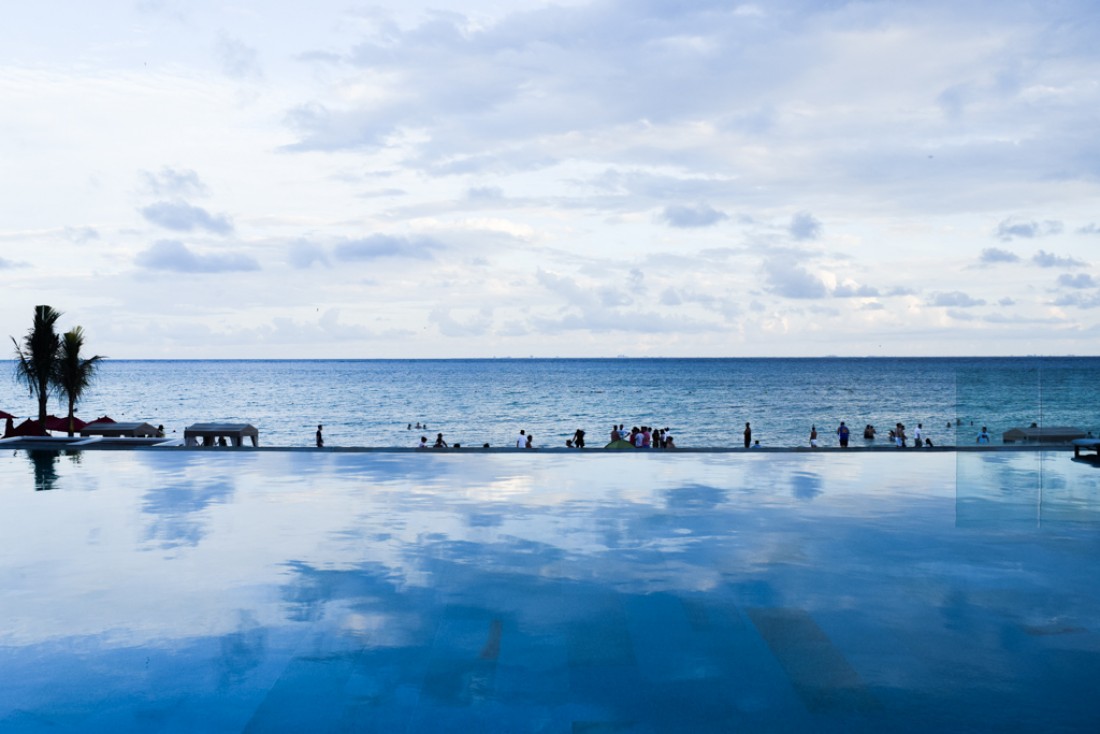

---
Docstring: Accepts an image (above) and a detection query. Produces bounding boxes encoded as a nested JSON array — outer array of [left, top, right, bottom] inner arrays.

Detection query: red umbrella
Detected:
[[92, 415, 116, 424], [44, 415, 87, 433], [10, 419, 49, 437], [0, 410, 15, 420]]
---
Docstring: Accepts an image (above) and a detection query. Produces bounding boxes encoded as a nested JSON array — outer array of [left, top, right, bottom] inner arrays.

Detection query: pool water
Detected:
[[1, 450, 1099, 732]]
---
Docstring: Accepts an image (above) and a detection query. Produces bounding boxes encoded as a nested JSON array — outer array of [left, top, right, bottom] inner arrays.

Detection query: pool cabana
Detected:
[[1002, 426, 1086, 444], [80, 421, 160, 438], [184, 423, 259, 447]]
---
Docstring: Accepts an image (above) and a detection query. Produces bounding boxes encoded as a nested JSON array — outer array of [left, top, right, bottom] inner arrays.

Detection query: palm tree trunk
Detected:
[[38, 390, 49, 434], [67, 397, 77, 437]]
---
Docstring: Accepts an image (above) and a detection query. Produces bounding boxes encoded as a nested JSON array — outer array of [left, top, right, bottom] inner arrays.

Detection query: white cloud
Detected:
[[333, 235, 443, 261], [3, 0, 1100, 357], [928, 291, 986, 308], [660, 204, 728, 228], [466, 186, 503, 200], [216, 34, 263, 81], [980, 247, 1019, 264], [832, 282, 879, 298], [789, 212, 822, 241], [288, 241, 330, 269], [429, 306, 493, 337], [995, 218, 1063, 241], [1033, 250, 1086, 268], [140, 202, 234, 235], [65, 226, 100, 243], [140, 168, 209, 199], [1051, 292, 1100, 309], [763, 259, 829, 299], [1057, 273, 1096, 289], [135, 240, 260, 273]]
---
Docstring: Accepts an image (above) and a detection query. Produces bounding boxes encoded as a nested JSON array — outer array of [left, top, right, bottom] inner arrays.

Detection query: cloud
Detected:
[[981, 313, 1064, 325], [789, 212, 822, 241], [660, 287, 682, 306], [288, 241, 329, 269], [860, 302, 885, 311], [833, 282, 880, 298], [998, 297, 1016, 306], [536, 268, 593, 305], [657, 286, 739, 319], [0, 256, 28, 269], [429, 306, 493, 337], [530, 308, 720, 335], [1051, 292, 1100, 309], [995, 218, 1063, 241], [467, 186, 503, 200], [1078, 224, 1100, 235], [216, 34, 262, 80], [65, 226, 100, 243], [928, 291, 986, 308], [1057, 273, 1096, 289], [762, 259, 828, 299], [135, 240, 260, 273], [333, 234, 443, 261], [140, 167, 209, 198], [660, 204, 728, 228], [979, 247, 1019, 264], [141, 201, 234, 234], [533, 268, 720, 333], [1032, 250, 1086, 268]]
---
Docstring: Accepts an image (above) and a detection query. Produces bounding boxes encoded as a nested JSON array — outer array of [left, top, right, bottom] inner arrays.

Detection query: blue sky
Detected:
[[2, 0, 1099, 357]]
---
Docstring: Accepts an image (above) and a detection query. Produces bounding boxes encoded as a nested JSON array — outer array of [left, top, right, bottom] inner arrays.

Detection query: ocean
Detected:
[[2, 357, 1099, 448]]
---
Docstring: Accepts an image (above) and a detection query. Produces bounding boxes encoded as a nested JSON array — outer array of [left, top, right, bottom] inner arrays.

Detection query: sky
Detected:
[[2, 0, 1099, 358]]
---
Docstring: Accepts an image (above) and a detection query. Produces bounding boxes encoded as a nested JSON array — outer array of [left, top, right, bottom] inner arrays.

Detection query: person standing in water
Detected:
[[316, 424, 324, 448], [837, 421, 850, 448], [744, 422, 752, 449]]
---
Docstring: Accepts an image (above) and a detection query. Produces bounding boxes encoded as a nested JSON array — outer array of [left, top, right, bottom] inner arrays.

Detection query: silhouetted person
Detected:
[[316, 424, 324, 448]]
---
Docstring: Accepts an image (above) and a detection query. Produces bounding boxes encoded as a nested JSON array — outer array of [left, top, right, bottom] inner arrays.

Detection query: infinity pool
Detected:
[[1, 450, 1099, 732]]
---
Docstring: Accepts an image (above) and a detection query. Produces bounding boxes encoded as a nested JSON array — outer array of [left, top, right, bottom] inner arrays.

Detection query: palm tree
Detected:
[[56, 326, 106, 436], [12, 305, 63, 432]]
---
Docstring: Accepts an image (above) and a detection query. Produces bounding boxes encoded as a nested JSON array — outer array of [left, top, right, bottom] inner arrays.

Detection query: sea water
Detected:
[[2, 357, 1098, 448]]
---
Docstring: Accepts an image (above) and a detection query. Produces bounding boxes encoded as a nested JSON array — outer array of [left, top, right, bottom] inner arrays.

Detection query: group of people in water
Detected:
[[411, 424, 678, 449], [809, 421, 937, 448], [607, 424, 677, 449], [398, 418, 1001, 450]]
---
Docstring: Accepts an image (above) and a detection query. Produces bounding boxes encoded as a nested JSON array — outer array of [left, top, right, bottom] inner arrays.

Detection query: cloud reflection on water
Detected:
[[2, 450, 1100, 730]]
